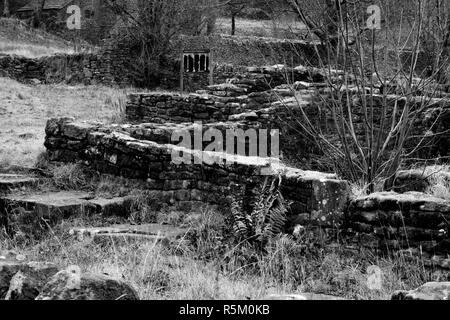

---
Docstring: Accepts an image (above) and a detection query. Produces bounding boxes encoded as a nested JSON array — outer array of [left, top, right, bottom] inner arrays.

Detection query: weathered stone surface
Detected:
[[348, 192, 450, 253], [69, 223, 186, 245], [36, 267, 139, 300], [1, 191, 95, 219], [88, 197, 135, 217], [392, 282, 450, 300], [351, 192, 450, 212], [5, 271, 40, 300], [264, 293, 345, 300], [0, 174, 39, 193], [5, 262, 59, 300], [392, 170, 431, 193], [0, 257, 24, 299], [44, 119, 351, 225], [0, 256, 58, 300]]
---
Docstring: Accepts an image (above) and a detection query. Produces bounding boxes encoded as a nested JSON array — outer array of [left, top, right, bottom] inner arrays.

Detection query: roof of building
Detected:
[[17, 0, 74, 12]]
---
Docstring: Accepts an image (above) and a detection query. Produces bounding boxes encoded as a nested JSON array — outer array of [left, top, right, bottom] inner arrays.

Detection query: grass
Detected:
[[1, 204, 446, 300], [0, 77, 132, 169], [215, 17, 307, 39], [0, 40, 76, 58], [1, 161, 444, 300], [0, 18, 85, 58], [422, 165, 450, 200]]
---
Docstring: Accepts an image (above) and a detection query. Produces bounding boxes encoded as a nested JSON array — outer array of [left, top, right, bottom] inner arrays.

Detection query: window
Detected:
[[183, 51, 210, 73]]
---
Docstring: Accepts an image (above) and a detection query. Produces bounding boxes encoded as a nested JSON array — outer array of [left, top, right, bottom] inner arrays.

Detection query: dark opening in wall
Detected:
[[183, 50, 211, 73]]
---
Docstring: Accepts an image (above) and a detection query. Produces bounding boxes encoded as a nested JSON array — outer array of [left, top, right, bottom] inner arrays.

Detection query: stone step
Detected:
[[0, 192, 137, 227], [0, 174, 40, 194], [1, 191, 96, 220], [88, 197, 135, 217], [69, 224, 186, 245]]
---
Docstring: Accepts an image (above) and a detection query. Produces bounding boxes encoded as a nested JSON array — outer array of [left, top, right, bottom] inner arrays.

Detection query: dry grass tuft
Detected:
[[423, 165, 450, 200], [0, 77, 139, 169], [1, 206, 445, 300]]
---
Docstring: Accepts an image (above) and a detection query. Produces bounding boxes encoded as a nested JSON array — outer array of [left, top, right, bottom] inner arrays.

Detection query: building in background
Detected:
[[1, 0, 30, 16], [15, 0, 117, 44]]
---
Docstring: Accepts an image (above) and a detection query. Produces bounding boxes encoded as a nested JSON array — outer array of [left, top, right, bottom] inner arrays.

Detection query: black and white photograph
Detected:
[[0, 0, 449, 306]]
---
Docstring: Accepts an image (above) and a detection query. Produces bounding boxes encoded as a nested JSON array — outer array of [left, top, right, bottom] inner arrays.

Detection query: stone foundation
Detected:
[[125, 68, 450, 170], [42, 118, 450, 255], [347, 192, 450, 254], [44, 117, 350, 228]]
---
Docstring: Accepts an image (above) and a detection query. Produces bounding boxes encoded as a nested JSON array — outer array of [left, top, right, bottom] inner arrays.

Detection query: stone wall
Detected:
[[44, 117, 350, 228], [0, 44, 133, 86], [125, 66, 450, 171], [0, 35, 325, 91], [43, 118, 450, 256], [0, 52, 259, 90], [175, 35, 326, 68], [347, 192, 450, 255]]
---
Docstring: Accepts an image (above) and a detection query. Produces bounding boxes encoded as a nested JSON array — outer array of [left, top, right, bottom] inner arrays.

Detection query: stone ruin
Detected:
[[1, 61, 450, 268], [37, 64, 450, 259]]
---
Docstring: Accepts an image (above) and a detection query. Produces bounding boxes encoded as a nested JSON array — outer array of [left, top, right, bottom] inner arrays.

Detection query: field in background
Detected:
[[0, 77, 130, 169], [0, 16, 308, 59], [0, 18, 87, 58], [215, 17, 307, 39]]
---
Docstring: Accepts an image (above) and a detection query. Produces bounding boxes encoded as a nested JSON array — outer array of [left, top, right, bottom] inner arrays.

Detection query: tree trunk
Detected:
[[231, 13, 236, 35], [206, 11, 217, 35], [286, 0, 340, 48], [34, 0, 46, 27], [3, 0, 9, 17]]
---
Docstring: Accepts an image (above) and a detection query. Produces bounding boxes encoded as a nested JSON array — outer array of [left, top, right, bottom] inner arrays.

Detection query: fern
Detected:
[[231, 176, 291, 244]]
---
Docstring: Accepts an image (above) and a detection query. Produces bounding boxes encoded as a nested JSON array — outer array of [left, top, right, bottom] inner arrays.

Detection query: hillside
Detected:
[[0, 17, 76, 57]]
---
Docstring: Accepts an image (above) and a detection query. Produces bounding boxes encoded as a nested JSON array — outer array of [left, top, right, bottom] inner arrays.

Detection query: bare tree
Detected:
[[227, 0, 246, 35], [105, 0, 203, 86], [420, 0, 450, 80], [3, 0, 9, 17], [213, 0, 271, 36], [32, 0, 46, 28], [276, 0, 449, 193], [285, 0, 343, 47]]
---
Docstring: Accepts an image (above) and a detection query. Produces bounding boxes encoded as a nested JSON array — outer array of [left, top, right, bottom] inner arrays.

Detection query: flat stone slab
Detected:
[[1, 193, 140, 221], [0, 174, 39, 192], [88, 197, 134, 217], [351, 192, 450, 213], [1, 191, 95, 218], [264, 293, 346, 300], [69, 224, 187, 244], [392, 282, 450, 300]]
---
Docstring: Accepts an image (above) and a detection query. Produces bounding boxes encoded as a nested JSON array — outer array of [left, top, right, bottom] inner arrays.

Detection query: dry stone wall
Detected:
[[43, 118, 450, 256], [0, 36, 325, 91], [0, 45, 132, 86], [176, 35, 326, 68], [44, 117, 350, 229], [347, 192, 450, 255], [126, 66, 450, 171]]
